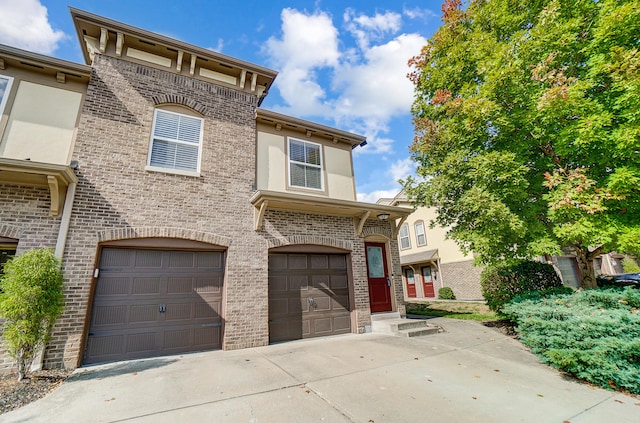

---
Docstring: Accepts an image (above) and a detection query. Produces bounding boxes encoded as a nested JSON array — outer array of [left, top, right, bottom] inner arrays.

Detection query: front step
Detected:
[[371, 315, 441, 338]]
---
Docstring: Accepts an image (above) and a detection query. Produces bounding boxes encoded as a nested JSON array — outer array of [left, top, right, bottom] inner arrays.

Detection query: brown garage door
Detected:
[[268, 253, 351, 343], [84, 248, 224, 364]]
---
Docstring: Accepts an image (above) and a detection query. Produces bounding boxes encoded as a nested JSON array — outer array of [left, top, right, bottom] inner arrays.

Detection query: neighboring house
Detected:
[[1, 9, 413, 371], [0, 44, 90, 370], [379, 193, 483, 301]]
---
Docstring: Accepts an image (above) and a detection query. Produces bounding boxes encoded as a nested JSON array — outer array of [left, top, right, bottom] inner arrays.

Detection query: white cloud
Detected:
[[403, 7, 438, 20], [389, 157, 416, 181], [0, 0, 66, 55], [357, 189, 400, 204], [208, 38, 224, 53], [264, 8, 426, 154], [344, 9, 401, 50]]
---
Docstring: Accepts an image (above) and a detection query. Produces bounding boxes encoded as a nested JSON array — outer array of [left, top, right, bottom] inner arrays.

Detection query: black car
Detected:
[[597, 273, 640, 288]]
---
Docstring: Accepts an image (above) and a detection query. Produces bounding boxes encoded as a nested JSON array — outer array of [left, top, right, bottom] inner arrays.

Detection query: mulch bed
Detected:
[[483, 319, 519, 338], [0, 369, 71, 414]]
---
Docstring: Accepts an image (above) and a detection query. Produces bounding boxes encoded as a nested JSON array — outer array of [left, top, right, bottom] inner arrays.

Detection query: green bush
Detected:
[[0, 248, 65, 381], [502, 288, 640, 394], [621, 256, 640, 273], [438, 287, 456, 300], [480, 260, 563, 313]]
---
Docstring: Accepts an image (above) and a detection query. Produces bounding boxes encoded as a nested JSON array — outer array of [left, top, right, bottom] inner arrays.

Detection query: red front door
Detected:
[[405, 268, 417, 298], [422, 266, 435, 298], [365, 242, 392, 312]]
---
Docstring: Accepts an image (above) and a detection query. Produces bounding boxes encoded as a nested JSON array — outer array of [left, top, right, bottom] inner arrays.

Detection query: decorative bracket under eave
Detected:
[[46, 175, 64, 217], [392, 215, 408, 239], [254, 200, 269, 231], [355, 211, 371, 237]]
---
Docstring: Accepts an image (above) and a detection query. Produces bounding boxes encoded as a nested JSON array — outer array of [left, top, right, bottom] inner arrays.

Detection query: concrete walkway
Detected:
[[2, 318, 638, 422]]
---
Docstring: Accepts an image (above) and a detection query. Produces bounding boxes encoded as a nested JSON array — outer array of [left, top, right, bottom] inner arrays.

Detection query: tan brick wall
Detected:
[[440, 259, 484, 300], [0, 185, 62, 371]]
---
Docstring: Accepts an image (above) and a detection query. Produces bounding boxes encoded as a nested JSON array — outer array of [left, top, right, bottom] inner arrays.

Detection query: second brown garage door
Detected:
[[84, 247, 224, 364], [268, 253, 351, 342]]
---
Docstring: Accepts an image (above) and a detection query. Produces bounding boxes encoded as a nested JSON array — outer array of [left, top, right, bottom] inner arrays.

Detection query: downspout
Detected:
[[437, 257, 444, 289], [31, 180, 77, 372]]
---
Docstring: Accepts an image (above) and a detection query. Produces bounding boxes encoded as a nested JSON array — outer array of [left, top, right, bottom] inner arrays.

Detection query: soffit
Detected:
[[257, 109, 367, 148]]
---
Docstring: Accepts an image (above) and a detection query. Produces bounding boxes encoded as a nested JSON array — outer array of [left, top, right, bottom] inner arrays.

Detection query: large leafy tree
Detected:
[[404, 0, 640, 288]]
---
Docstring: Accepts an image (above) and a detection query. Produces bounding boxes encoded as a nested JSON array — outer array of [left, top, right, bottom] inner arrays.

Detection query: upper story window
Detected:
[[288, 138, 323, 190], [414, 221, 427, 246], [0, 75, 14, 116], [147, 109, 203, 175], [399, 224, 411, 250]]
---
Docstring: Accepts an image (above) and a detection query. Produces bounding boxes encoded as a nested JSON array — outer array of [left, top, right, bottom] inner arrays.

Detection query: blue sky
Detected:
[[0, 0, 444, 203]]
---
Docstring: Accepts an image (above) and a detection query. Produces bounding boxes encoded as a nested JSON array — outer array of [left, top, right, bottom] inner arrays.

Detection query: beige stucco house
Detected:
[[379, 192, 483, 301], [1, 9, 413, 371]]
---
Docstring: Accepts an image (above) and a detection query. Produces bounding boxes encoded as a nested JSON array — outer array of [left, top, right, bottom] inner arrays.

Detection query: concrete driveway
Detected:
[[2, 318, 638, 423]]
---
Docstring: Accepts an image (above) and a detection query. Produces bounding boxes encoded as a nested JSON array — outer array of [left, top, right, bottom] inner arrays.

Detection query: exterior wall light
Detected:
[[377, 213, 390, 221]]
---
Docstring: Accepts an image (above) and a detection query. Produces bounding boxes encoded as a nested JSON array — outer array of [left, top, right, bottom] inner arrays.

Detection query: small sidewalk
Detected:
[[2, 318, 638, 422]]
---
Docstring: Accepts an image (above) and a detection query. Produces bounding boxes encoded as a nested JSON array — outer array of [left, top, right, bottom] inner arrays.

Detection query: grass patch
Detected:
[[406, 301, 497, 321]]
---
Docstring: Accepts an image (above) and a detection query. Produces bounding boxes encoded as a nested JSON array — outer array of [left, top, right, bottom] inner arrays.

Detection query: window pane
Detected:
[[289, 140, 306, 163], [406, 268, 415, 284], [290, 163, 307, 186], [177, 115, 202, 144], [150, 139, 198, 171], [366, 246, 384, 278], [305, 166, 321, 189], [399, 224, 411, 249], [306, 144, 321, 165], [422, 267, 432, 282], [154, 110, 179, 140]]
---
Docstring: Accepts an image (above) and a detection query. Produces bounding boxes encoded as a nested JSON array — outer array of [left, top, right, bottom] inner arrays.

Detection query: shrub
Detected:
[[621, 256, 640, 273], [0, 249, 65, 381], [502, 288, 640, 394], [480, 260, 563, 313], [438, 287, 456, 300]]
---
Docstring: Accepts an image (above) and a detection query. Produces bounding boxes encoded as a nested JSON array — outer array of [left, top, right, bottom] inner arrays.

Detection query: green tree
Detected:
[[404, 0, 640, 288], [0, 249, 65, 381]]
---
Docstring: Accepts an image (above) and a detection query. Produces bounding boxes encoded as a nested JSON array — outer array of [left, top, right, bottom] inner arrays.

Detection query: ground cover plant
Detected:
[[502, 287, 640, 394], [406, 301, 496, 321]]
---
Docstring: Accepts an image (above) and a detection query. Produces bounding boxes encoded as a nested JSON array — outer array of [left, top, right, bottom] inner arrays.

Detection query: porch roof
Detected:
[[400, 249, 439, 266]]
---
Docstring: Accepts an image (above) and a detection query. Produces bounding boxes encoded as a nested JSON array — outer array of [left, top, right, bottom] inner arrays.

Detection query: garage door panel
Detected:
[[132, 277, 161, 295], [333, 315, 351, 332], [289, 275, 308, 290], [134, 250, 163, 267], [127, 332, 156, 353], [329, 255, 347, 269], [288, 255, 308, 269], [313, 317, 332, 334], [85, 248, 224, 365], [129, 304, 158, 324], [331, 274, 348, 289], [95, 277, 130, 296], [332, 295, 350, 309], [310, 255, 328, 269]]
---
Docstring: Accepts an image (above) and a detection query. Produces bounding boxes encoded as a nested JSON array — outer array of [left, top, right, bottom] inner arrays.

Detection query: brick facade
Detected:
[[440, 259, 484, 300], [41, 54, 404, 369]]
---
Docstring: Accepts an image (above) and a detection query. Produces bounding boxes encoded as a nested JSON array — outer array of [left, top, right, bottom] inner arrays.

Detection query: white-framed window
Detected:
[[405, 268, 415, 284], [147, 109, 203, 175], [414, 221, 427, 246], [0, 75, 14, 117], [288, 138, 323, 190], [422, 266, 433, 282], [399, 224, 411, 250]]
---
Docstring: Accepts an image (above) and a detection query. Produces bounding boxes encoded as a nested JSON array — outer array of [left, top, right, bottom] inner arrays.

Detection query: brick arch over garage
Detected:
[[151, 94, 208, 115], [266, 235, 352, 251], [96, 227, 231, 247], [0, 224, 22, 240]]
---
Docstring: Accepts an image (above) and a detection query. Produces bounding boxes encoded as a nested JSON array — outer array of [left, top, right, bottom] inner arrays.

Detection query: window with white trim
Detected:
[[0, 75, 14, 117], [399, 224, 411, 250], [147, 109, 203, 174], [288, 138, 323, 190], [414, 221, 427, 246]]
